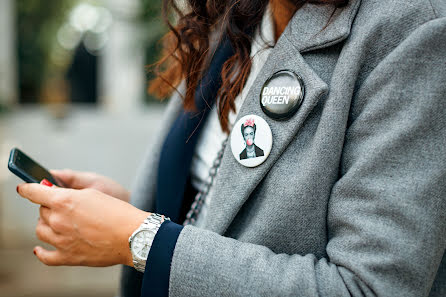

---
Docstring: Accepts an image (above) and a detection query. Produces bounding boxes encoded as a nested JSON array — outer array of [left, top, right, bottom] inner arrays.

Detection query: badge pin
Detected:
[[260, 70, 305, 120], [230, 115, 272, 168]]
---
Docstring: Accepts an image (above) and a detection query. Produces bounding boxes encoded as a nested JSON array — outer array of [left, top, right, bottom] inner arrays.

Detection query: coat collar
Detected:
[[289, 0, 362, 53], [203, 0, 362, 234]]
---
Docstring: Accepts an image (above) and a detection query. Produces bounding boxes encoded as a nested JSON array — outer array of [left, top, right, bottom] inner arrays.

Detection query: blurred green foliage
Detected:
[[15, 0, 168, 105], [16, 0, 76, 103], [139, 0, 169, 103], [0, 101, 11, 115]]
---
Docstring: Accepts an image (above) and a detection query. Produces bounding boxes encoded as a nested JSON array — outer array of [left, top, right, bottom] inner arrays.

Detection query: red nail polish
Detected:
[[16, 185, 19, 193], [41, 179, 53, 187], [33, 249, 36, 255]]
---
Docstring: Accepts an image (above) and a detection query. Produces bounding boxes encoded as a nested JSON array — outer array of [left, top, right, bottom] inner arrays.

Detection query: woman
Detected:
[[239, 118, 264, 160], [16, 0, 446, 296]]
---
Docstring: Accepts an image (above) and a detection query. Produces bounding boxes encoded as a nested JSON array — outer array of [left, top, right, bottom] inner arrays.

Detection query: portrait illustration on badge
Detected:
[[230, 114, 272, 168], [239, 118, 264, 160]]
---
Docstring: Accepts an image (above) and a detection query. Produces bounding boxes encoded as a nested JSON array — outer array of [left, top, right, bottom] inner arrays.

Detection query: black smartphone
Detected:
[[8, 148, 61, 186]]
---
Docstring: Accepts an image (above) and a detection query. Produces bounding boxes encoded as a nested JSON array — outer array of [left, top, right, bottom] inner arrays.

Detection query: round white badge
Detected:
[[230, 114, 272, 168]]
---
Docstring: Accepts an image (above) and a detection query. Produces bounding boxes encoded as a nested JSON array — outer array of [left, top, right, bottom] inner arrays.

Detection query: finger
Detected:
[[50, 169, 72, 187], [50, 169, 86, 189], [39, 206, 51, 225], [17, 183, 60, 207], [36, 218, 62, 245], [49, 171, 68, 188], [33, 246, 65, 266]]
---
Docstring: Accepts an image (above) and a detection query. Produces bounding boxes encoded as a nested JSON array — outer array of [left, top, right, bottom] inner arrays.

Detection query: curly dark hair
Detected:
[[148, 0, 348, 133]]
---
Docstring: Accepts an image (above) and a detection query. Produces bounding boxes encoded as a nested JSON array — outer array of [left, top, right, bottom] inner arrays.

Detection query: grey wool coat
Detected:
[[120, 0, 446, 296]]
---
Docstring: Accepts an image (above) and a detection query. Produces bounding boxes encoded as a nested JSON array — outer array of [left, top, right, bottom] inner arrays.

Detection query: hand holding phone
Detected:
[[8, 148, 62, 187]]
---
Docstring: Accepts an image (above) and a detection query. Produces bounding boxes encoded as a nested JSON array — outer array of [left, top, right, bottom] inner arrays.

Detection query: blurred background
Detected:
[[0, 0, 169, 296]]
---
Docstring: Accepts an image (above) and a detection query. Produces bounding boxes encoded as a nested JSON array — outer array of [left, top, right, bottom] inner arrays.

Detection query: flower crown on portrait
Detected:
[[243, 118, 255, 127]]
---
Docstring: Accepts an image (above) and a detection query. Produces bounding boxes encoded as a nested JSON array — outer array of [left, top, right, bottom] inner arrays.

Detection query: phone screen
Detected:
[[9, 148, 59, 186], [17, 152, 52, 180]]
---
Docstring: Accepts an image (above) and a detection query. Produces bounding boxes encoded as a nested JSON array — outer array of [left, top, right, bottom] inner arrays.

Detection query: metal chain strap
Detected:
[[183, 138, 228, 226]]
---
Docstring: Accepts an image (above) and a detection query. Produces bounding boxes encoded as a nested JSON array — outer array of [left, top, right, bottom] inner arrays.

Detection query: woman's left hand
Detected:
[[16, 180, 149, 267]]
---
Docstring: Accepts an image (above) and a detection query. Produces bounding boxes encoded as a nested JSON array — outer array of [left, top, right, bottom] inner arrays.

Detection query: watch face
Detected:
[[131, 230, 155, 260]]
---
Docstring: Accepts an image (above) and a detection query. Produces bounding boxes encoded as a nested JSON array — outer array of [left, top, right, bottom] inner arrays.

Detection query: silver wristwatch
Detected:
[[128, 213, 170, 272]]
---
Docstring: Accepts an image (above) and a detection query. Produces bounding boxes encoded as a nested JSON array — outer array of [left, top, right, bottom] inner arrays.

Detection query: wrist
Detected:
[[127, 213, 170, 272], [122, 209, 151, 267]]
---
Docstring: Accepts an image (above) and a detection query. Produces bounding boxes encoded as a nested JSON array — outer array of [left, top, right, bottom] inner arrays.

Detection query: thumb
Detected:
[[33, 246, 65, 266], [50, 169, 76, 188], [49, 169, 70, 179]]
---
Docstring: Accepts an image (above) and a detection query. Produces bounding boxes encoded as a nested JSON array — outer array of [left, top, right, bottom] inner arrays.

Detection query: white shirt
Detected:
[[189, 6, 275, 228]]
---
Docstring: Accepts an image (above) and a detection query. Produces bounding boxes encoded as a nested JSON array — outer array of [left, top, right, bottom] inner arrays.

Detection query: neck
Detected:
[[269, 0, 302, 41]]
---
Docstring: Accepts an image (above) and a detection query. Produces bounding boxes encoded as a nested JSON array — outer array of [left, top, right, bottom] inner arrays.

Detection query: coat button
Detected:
[[260, 70, 305, 120], [230, 115, 272, 168]]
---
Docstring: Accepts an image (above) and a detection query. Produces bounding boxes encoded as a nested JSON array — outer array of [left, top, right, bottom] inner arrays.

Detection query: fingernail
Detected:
[[16, 185, 19, 193], [41, 179, 53, 187], [33, 249, 36, 255]]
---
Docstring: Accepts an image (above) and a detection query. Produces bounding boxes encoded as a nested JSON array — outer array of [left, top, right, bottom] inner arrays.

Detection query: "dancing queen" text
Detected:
[[261, 86, 300, 105]]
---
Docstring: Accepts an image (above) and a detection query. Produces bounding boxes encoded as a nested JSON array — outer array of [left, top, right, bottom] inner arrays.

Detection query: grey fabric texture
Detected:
[[121, 0, 446, 296]]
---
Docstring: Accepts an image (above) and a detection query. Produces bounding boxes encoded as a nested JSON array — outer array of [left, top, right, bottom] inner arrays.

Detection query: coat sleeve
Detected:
[[158, 18, 446, 297]]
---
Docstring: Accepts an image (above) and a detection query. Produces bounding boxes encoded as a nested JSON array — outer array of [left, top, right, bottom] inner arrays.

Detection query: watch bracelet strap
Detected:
[[144, 213, 170, 225], [133, 257, 147, 273], [133, 213, 170, 272]]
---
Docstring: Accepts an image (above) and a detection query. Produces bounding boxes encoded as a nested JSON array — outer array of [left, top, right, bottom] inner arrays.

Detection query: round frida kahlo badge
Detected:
[[230, 115, 272, 168], [260, 69, 305, 120]]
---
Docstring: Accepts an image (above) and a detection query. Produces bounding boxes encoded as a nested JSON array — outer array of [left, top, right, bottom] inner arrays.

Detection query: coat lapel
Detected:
[[290, 0, 362, 53], [204, 0, 361, 234]]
